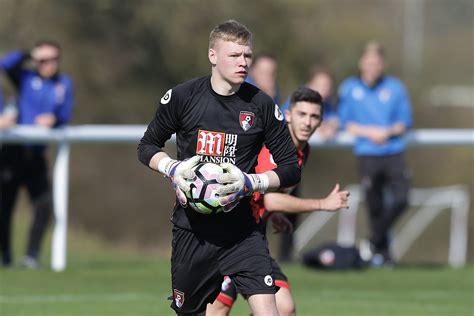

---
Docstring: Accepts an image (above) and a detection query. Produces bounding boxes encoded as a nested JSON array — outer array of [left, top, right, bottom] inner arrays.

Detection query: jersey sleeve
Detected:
[[54, 78, 74, 126], [137, 88, 182, 168], [0, 50, 29, 88], [393, 81, 413, 129], [262, 101, 300, 189]]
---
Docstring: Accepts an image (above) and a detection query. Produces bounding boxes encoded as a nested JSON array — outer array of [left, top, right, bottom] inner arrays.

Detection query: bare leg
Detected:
[[247, 293, 279, 316], [275, 288, 296, 316], [206, 300, 231, 316]]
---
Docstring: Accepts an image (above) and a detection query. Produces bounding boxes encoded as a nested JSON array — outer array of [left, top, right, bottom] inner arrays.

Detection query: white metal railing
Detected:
[[1, 126, 473, 271]]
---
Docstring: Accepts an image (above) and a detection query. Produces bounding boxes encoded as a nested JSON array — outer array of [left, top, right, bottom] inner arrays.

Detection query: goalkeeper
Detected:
[[206, 86, 350, 316], [138, 20, 300, 316]]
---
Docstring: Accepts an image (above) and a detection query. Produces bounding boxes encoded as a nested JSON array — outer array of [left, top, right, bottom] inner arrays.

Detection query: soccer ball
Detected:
[[185, 162, 235, 215]]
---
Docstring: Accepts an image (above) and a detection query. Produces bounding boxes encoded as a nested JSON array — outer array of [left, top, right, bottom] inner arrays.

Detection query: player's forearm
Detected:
[[346, 122, 371, 138], [0, 115, 16, 129], [389, 122, 406, 136], [149, 152, 170, 172], [0, 50, 28, 71], [34, 113, 56, 128], [264, 192, 322, 213], [262, 170, 280, 191]]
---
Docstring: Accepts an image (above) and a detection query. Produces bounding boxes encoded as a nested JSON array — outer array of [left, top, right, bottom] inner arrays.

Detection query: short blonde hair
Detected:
[[362, 40, 385, 58], [209, 20, 252, 49]]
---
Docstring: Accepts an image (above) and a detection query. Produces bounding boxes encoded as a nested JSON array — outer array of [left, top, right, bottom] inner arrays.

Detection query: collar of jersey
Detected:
[[207, 76, 241, 100]]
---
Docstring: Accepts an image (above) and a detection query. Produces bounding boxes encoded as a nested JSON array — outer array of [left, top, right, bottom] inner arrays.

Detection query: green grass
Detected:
[[1, 212, 473, 316]]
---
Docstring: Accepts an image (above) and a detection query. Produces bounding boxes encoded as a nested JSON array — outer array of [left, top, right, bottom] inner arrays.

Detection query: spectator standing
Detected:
[[246, 53, 280, 104], [0, 40, 74, 269], [281, 66, 339, 139], [304, 66, 339, 139], [337, 41, 413, 267]]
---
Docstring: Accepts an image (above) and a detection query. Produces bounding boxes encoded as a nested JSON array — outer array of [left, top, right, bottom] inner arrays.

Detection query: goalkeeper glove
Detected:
[[216, 163, 269, 206], [157, 155, 201, 206]]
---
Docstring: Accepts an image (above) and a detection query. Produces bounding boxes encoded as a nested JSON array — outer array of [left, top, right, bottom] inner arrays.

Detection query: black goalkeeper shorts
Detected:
[[215, 257, 290, 307], [170, 226, 276, 314]]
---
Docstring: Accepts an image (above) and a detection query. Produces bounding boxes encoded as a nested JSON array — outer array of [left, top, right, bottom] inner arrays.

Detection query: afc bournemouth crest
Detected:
[[173, 289, 185, 308], [239, 111, 255, 131]]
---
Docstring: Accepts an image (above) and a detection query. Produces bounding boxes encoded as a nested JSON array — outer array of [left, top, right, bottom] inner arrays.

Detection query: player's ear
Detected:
[[285, 109, 291, 123], [208, 48, 217, 66]]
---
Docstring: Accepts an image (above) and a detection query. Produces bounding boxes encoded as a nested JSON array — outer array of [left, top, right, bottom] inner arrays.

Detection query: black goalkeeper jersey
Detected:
[[138, 76, 300, 242]]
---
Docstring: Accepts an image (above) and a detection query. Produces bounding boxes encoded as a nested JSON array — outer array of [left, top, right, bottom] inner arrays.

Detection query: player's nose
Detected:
[[237, 55, 248, 66]]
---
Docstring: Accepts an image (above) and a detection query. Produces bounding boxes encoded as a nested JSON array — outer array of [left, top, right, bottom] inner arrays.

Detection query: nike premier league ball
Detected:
[[185, 162, 235, 215]]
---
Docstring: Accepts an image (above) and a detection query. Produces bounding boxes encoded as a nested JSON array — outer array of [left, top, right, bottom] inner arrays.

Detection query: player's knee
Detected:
[[278, 301, 296, 316], [206, 302, 231, 316], [276, 291, 296, 316]]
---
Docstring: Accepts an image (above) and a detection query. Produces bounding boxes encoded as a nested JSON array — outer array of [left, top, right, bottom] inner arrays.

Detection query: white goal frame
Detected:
[[294, 184, 470, 268]]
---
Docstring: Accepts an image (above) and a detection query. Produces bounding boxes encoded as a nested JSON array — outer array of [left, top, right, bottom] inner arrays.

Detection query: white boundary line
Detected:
[[0, 292, 157, 304]]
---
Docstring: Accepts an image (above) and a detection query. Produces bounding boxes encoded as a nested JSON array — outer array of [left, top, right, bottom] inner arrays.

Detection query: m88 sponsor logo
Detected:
[[196, 130, 238, 164]]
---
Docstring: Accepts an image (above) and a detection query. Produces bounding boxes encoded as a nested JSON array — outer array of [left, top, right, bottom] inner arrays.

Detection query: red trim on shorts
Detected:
[[275, 280, 290, 289], [216, 293, 234, 307]]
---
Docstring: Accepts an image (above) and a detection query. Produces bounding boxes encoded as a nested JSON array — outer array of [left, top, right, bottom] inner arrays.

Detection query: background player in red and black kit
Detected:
[[207, 87, 350, 316], [138, 20, 301, 315]]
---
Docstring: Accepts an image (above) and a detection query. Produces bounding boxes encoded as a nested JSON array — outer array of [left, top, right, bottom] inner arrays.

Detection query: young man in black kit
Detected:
[[138, 20, 301, 315]]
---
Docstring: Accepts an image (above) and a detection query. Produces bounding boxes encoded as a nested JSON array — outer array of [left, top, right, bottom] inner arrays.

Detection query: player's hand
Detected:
[[159, 155, 201, 206], [366, 127, 391, 144], [269, 213, 294, 234], [216, 163, 269, 206], [319, 184, 350, 211], [35, 113, 56, 128]]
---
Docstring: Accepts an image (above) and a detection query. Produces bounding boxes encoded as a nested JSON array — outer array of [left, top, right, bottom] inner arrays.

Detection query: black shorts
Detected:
[[215, 258, 290, 307], [170, 226, 276, 314]]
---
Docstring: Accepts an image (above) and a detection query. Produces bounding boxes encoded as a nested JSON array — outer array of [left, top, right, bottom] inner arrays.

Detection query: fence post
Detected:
[[51, 141, 70, 272]]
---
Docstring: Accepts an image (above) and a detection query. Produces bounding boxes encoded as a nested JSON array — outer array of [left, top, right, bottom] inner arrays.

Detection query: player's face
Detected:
[[359, 52, 385, 86], [209, 39, 253, 87], [286, 101, 322, 146], [32, 45, 60, 79], [250, 57, 277, 98], [307, 73, 332, 101]]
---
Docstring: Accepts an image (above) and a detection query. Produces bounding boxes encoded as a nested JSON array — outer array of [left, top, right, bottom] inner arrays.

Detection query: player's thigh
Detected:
[[171, 226, 222, 314], [272, 258, 289, 289], [276, 287, 296, 316], [208, 276, 238, 310], [247, 293, 279, 316], [272, 259, 295, 316], [24, 154, 52, 203], [219, 230, 276, 297], [385, 154, 410, 201]]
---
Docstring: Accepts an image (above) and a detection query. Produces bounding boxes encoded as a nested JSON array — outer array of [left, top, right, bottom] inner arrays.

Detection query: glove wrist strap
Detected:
[[247, 173, 269, 193], [157, 157, 179, 177]]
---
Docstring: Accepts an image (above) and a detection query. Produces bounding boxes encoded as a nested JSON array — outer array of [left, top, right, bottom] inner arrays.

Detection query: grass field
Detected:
[[1, 211, 473, 316]]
